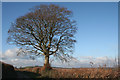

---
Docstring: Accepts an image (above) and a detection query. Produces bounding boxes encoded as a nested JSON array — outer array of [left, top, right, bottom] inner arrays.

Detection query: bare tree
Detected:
[[7, 4, 77, 70]]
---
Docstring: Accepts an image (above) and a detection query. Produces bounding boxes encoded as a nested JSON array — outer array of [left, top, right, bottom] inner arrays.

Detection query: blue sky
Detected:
[[1, 0, 120, 2], [1, 2, 118, 67]]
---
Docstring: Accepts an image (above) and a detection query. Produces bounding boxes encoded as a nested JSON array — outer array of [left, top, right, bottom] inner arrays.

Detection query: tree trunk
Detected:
[[42, 54, 52, 71], [45, 55, 49, 65]]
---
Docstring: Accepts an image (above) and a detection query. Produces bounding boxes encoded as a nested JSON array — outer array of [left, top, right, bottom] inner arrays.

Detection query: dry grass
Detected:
[[16, 66, 119, 79]]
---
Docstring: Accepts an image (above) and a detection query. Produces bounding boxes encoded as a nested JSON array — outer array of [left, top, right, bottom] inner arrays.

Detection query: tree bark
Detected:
[[42, 54, 51, 71], [45, 55, 49, 65]]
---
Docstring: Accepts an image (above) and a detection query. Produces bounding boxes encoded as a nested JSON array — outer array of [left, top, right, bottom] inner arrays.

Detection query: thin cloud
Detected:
[[4, 48, 18, 58], [0, 48, 118, 68]]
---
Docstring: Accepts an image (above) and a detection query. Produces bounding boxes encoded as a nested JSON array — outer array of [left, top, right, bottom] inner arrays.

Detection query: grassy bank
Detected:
[[15, 66, 119, 79]]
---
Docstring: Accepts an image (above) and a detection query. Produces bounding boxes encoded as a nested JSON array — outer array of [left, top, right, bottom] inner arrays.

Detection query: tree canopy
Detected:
[[7, 4, 77, 64]]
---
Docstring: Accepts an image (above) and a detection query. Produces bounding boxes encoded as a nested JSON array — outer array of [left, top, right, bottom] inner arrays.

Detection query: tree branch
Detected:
[[49, 35, 64, 55]]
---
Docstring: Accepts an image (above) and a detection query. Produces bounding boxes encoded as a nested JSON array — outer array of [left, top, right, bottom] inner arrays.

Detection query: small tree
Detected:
[[7, 4, 77, 70]]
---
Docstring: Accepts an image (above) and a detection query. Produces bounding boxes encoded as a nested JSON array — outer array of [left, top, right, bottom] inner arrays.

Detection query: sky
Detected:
[[1, 0, 120, 2], [1, 2, 118, 68]]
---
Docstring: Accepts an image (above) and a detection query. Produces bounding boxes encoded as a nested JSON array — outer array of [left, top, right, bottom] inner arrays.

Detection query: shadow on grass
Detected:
[[15, 70, 41, 79]]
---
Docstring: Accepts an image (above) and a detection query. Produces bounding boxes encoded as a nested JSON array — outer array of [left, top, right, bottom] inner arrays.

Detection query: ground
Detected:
[[15, 66, 120, 79], [1, 61, 120, 79]]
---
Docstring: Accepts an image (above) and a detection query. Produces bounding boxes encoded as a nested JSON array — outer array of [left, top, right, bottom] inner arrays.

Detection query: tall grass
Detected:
[[16, 66, 119, 78], [16, 58, 119, 78]]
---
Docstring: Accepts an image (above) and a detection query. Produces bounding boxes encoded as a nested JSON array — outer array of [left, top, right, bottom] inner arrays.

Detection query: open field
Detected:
[[1, 61, 120, 79], [15, 66, 120, 79]]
